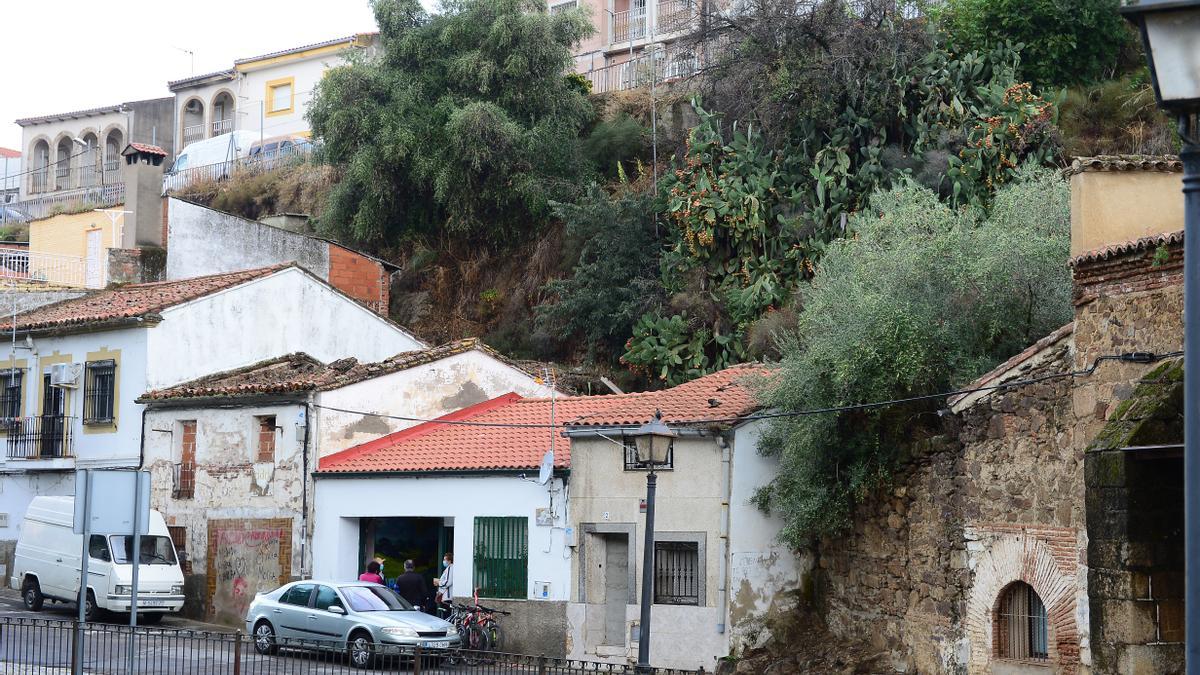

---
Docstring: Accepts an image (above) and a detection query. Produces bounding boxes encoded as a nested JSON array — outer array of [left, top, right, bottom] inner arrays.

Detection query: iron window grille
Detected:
[[623, 438, 674, 471], [473, 516, 528, 599], [0, 368, 23, 421], [83, 359, 116, 425], [654, 540, 700, 605], [995, 581, 1049, 661]]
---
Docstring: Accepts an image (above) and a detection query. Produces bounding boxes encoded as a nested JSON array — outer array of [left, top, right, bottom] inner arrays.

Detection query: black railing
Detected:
[[0, 617, 706, 674], [4, 415, 74, 459]]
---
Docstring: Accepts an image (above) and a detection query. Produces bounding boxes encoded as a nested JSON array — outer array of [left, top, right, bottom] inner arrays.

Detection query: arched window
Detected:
[[996, 582, 1048, 661]]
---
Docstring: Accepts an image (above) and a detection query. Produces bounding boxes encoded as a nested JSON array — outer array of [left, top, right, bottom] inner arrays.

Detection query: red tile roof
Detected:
[[139, 338, 533, 401], [125, 143, 168, 156], [316, 366, 770, 475], [0, 147, 20, 159], [1069, 229, 1183, 268], [1, 265, 288, 333]]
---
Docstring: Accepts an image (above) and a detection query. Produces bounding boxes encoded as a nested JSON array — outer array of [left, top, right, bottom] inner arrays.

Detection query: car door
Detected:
[[273, 584, 315, 641], [307, 585, 350, 647]]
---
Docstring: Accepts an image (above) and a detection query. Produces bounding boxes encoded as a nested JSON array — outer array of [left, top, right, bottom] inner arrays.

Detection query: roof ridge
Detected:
[[318, 393, 524, 471]]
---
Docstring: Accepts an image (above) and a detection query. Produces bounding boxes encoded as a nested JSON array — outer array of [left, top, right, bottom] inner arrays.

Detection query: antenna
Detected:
[[537, 449, 554, 486], [543, 366, 557, 487]]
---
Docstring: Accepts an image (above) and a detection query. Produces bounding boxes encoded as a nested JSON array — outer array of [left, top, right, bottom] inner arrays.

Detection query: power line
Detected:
[[310, 349, 1183, 431]]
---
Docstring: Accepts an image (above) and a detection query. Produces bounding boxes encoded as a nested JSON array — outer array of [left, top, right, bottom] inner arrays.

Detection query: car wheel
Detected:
[[347, 631, 375, 669], [21, 578, 43, 611], [253, 621, 279, 655], [83, 590, 99, 622]]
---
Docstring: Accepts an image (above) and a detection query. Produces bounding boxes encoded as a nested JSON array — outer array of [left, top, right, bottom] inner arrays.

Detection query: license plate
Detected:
[[137, 603, 170, 608], [422, 640, 450, 649]]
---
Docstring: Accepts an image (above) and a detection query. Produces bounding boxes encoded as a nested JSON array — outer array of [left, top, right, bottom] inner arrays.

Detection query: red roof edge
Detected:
[[317, 393, 525, 472]]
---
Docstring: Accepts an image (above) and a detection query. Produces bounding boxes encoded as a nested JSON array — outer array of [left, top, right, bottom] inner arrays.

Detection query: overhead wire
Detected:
[[309, 349, 1183, 431]]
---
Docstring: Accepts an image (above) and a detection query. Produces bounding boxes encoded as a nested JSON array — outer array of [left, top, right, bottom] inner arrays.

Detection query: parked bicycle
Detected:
[[443, 600, 510, 664]]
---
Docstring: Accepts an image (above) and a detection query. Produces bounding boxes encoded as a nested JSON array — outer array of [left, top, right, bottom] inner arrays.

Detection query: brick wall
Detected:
[[327, 244, 389, 315]]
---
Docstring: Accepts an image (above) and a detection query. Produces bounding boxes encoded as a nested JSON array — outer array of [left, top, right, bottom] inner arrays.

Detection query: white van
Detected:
[[8, 496, 186, 622], [162, 130, 258, 193]]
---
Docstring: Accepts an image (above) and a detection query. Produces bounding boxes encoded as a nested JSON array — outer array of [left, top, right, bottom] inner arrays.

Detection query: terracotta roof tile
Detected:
[[1064, 154, 1181, 177], [125, 143, 168, 156], [139, 338, 529, 401], [317, 366, 770, 475], [1069, 230, 1183, 268], [1, 265, 288, 333]]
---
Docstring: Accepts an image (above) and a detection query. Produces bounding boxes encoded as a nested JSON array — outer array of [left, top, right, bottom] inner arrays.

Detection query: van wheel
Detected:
[[83, 590, 98, 622], [139, 612, 164, 625], [21, 578, 43, 611]]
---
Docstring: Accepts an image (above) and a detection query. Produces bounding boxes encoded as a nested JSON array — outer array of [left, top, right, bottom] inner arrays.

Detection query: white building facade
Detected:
[[0, 264, 423, 585], [168, 34, 377, 154]]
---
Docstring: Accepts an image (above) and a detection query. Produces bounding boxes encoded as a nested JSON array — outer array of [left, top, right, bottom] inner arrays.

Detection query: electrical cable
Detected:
[[309, 349, 1183, 431]]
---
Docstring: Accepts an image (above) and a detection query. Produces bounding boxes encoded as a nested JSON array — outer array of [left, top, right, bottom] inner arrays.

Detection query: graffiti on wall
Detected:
[[206, 518, 292, 625]]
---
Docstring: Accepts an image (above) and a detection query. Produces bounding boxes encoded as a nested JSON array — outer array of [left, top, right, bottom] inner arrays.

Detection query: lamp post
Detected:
[[628, 410, 677, 675], [1121, 1, 1200, 671]]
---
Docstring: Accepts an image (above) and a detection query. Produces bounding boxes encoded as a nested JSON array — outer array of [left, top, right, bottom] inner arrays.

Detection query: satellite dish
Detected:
[[537, 450, 554, 486]]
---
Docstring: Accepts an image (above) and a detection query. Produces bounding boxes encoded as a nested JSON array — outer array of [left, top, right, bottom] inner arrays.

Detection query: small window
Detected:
[[623, 438, 673, 471], [167, 525, 191, 575], [654, 541, 699, 605], [280, 584, 315, 607], [268, 81, 294, 114], [314, 585, 343, 611], [83, 359, 116, 425], [996, 582, 1049, 661], [0, 368, 23, 420], [473, 516, 528, 599], [89, 534, 111, 562], [256, 416, 276, 463]]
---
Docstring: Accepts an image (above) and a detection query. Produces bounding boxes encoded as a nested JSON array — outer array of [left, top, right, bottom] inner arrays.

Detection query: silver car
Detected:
[[244, 580, 461, 668]]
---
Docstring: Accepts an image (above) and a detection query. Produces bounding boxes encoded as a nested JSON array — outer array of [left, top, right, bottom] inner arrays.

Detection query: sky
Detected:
[[0, 0, 434, 153]]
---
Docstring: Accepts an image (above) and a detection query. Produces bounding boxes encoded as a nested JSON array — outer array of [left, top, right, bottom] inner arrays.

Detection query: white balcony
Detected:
[[211, 118, 233, 136], [182, 124, 205, 149]]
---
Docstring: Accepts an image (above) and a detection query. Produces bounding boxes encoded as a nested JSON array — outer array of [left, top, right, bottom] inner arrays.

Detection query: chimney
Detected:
[[119, 143, 168, 248], [1069, 155, 1183, 256]]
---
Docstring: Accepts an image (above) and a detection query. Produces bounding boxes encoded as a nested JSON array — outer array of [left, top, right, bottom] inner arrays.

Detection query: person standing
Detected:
[[359, 560, 385, 584], [433, 552, 453, 608], [395, 559, 431, 611]]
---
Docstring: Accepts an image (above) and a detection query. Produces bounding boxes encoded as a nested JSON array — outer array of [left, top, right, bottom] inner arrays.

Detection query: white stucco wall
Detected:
[[143, 402, 308, 579], [314, 349, 555, 457], [312, 474, 572, 601], [147, 267, 423, 388], [727, 420, 809, 654], [166, 199, 330, 281]]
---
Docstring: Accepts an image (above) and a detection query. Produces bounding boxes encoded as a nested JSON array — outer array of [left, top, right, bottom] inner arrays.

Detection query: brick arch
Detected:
[[964, 532, 1079, 673]]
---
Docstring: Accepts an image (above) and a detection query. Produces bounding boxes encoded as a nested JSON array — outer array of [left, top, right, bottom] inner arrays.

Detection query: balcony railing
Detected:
[[585, 45, 701, 94], [211, 118, 233, 136], [172, 462, 196, 499], [612, 8, 648, 43], [0, 182, 126, 227], [610, 1, 696, 44], [656, 0, 696, 34], [182, 124, 205, 148], [0, 248, 100, 288], [4, 415, 75, 460], [29, 172, 49, 195]]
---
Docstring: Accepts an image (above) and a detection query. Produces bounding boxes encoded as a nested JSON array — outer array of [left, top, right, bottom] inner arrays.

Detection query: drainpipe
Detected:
[[299, 394, 314, 578], [716, 433, 731, 635], [137, 405, 148, 470]]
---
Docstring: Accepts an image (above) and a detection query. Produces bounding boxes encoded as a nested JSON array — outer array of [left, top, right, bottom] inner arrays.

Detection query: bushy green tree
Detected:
[[308, 0, 595, 244], [756, 169, 1072, 546], [536, 185, 662, 360], [935, 0, 1128, 88]]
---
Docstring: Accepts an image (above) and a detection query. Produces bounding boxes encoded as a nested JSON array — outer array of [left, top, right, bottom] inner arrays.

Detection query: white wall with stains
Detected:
[[313, 349, 555, 457], [147, 267, 424, 388]]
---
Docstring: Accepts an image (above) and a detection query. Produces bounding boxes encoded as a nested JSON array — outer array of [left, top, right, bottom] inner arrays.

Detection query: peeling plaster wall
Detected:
[[148, 267, 423, 388], [144, 402, 306, 621], [314, 350, 555, 457], [728, 420, 811, 655]]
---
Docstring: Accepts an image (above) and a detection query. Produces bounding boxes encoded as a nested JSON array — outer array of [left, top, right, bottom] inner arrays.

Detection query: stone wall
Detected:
[[816, 334, 1082, 674]]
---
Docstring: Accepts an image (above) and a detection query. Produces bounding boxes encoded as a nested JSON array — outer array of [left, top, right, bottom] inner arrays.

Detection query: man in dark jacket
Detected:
[[395, 559, 431, 611]]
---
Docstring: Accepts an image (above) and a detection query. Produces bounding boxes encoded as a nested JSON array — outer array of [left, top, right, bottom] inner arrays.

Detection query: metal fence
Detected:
[[0, 617, 707, 675]]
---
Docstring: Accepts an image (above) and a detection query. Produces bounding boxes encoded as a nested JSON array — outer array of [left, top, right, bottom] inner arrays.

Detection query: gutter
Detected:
[[312, 468, 572, 480], [562, 426, 718, 438]]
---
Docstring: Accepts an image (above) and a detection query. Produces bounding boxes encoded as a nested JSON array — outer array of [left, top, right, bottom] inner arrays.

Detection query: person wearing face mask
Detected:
[[433, 552, 453, 611]]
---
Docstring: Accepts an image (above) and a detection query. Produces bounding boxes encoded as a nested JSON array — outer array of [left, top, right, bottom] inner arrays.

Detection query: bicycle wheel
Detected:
[[464, 624, 488, 665], [487, 622, 503, 653]]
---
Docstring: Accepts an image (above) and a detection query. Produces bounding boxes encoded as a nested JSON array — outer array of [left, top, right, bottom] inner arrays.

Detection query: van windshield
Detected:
[[109, 536, 177, 565]]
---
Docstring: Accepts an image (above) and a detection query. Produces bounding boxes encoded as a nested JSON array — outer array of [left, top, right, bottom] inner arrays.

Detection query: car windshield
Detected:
[[340, 585, 413, 612], [109, 535, 178, 565]]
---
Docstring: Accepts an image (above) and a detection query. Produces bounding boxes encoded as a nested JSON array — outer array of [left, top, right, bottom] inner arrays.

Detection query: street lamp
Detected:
[[1121, 1, 1200, 671], [628, 410, 676, 675]]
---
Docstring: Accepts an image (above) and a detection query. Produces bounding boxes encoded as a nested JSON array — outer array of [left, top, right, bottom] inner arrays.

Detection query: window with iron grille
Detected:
[[654, 541, 700, 605], [622, 438, 674, 471], [83, 360, 115, 425], [995, 581, 1049, 660], [0, 369, 23, 420], [473, 517, 528, 599]]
